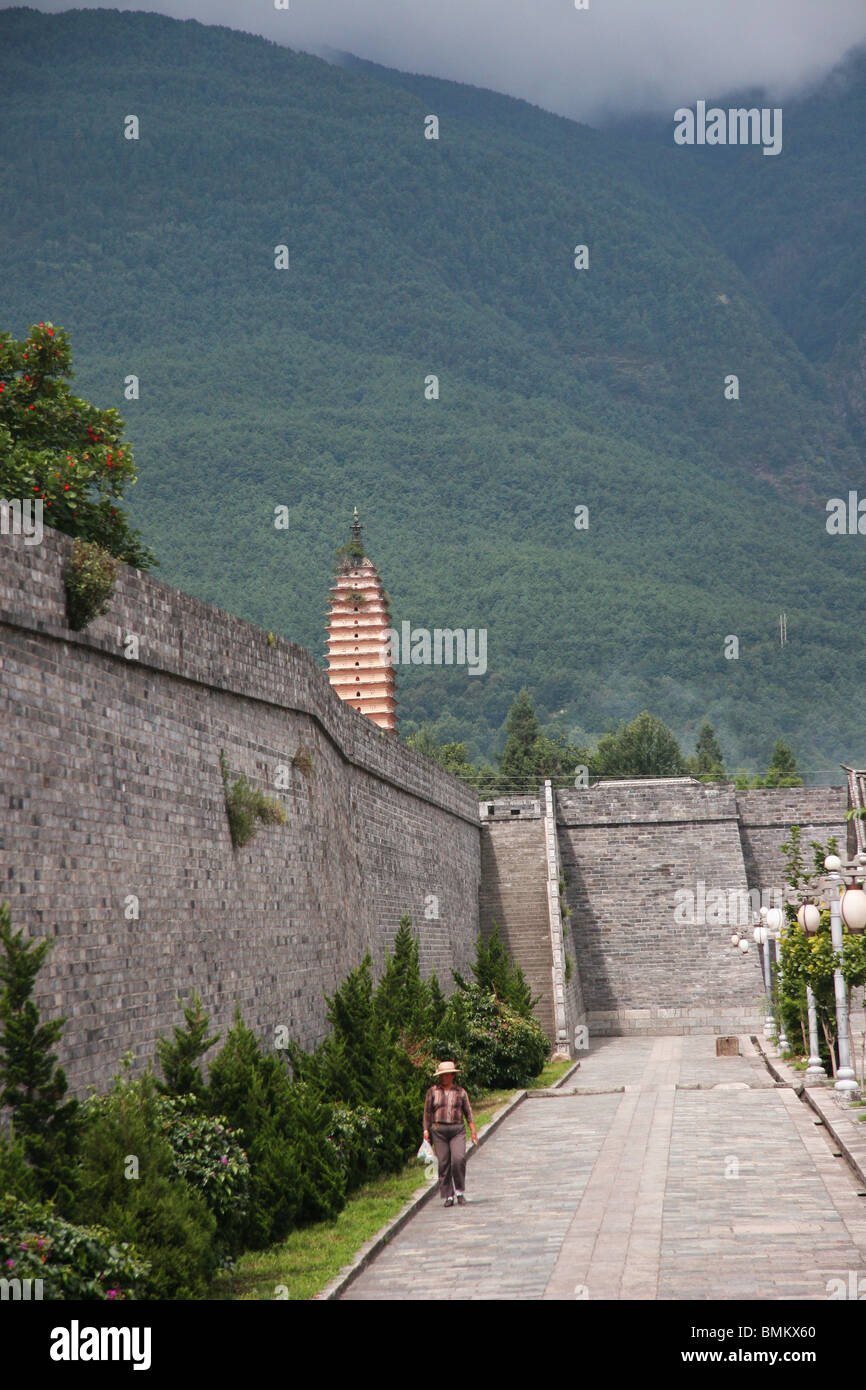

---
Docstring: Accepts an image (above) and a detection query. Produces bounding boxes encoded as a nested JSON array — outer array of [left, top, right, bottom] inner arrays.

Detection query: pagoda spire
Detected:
[[326, 510, 397, 732]]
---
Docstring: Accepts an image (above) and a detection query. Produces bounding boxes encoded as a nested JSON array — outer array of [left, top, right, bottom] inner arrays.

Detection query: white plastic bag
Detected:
[[417, 1139, 435, 1163]]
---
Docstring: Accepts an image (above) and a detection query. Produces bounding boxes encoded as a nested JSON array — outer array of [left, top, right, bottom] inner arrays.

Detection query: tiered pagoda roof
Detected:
[[326, 508, 397, 731]]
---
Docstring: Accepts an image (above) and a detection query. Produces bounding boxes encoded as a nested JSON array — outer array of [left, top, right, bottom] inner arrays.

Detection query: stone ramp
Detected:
[[341, 1036, 866, 1301]]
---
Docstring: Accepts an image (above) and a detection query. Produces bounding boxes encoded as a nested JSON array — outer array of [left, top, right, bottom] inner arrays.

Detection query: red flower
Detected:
[[64, 484, 70, 491]]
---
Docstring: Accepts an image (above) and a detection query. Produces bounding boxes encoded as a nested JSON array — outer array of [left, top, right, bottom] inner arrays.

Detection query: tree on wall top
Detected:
[[0, 321, 155, 568], [496, 689, 589, 788], [687, 720, 726, 782], [593, 710, 687, 779], [761, 739, 803, 788]]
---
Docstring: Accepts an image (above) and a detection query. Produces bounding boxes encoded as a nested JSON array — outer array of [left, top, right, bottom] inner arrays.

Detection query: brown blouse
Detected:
[[424, 1083, 474, 1132]]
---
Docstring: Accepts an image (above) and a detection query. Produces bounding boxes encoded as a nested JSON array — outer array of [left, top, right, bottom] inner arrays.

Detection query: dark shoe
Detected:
[[443, 1197, 454, 1207], [456, 1195, 466, 1206]]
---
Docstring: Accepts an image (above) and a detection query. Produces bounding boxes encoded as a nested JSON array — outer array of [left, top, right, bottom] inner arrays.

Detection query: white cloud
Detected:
[[20, 0, 866, 122]]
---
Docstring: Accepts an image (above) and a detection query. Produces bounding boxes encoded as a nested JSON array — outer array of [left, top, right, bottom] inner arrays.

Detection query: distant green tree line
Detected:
[[407, 690, 803, 792]]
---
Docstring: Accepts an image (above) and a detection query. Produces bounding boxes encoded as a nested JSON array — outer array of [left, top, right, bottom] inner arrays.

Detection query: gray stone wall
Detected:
[[735, 788, 848, 897], [0, 530, 480, 1096], [557, 780, 765, 1035], [479, 800, 555, 1038]]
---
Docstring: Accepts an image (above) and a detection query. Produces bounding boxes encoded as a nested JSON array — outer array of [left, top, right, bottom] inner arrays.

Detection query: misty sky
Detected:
[[11, 0, 866, 121]]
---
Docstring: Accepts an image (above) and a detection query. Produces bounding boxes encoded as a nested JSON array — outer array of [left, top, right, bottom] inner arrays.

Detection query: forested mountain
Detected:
[[2, 8, 865, 778]]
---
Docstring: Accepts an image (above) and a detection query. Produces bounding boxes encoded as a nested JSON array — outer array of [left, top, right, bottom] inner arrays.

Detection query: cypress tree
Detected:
[[498, 688, 540, 784], [693, 720, 726, 780], [763, 738, 803, 787], [0, 903, 79, 1208], [156, 991, 220, 1100], [373, 916, 430, 1039]]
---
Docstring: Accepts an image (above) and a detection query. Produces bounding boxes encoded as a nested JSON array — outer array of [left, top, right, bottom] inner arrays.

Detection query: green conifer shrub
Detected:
[[461, 921, 538, 1018], [74, 1067, 218, 1299], [156, 991, 220, 1101], [0, 903, 79, 1210], [206, 1012, 345, 1247]]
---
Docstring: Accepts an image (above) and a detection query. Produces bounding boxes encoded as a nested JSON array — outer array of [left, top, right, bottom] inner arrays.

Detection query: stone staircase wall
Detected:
[[479, 798, 558, 1041]]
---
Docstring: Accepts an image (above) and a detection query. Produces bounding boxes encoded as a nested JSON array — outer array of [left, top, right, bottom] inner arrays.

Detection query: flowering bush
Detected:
[[431, 984, 548, 1090], [0, 322, 155, 568], [155, 1094, 249, 1226], [0, 1194, 149, 1300]]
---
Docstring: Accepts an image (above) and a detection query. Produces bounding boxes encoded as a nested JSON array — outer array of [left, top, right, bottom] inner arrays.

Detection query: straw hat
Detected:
[[434, 1060, 459, 1077]]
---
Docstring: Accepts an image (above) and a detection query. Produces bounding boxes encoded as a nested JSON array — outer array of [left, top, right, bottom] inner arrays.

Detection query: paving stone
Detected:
[[342, 1035, 866, 1301]]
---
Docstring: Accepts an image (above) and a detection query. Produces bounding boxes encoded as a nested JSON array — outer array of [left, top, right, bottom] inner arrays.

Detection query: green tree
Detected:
[[294, 955, 428, 1170], [0, 322, 155, 567], [75, 1066, 218, 1297], [373, 916, 431, 1041], [207, 1010, 345, 1247], [429, 972, 447, 1030], [593, 711, 687, 779], [762, 738, 803, 788], [156, 992, 220, 1100], [496, 691, 590, 789], [0, 903, 79, 1209], [460, 922, 538, 1019], [499, 688, 539, 770], [688, 720, 726, 781]]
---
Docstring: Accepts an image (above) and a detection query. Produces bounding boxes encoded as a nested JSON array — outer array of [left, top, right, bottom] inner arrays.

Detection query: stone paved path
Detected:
[[341, 1036, 866, 1300]]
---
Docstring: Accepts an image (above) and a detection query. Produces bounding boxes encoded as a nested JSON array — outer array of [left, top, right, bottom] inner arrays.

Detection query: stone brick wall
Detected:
[[479, 800, 556, 1038], [735, 789, 849, 897], [557, 780, 766, 1035], [0, 530, 481, 1096]]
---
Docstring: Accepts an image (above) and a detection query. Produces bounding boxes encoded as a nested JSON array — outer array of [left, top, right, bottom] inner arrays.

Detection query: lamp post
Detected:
[[796, 902, 827, 1084], [822, 854, 866, 1097], [765, 906, 789, 1051], [753, 915, 774, 1037]]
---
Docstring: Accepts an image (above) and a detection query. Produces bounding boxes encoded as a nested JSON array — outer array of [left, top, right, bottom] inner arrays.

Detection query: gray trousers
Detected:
[[432, 1123, 466, 1198]]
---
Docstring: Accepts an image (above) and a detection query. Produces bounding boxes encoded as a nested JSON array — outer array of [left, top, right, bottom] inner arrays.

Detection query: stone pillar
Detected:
[[542, 780, 571, 1056]]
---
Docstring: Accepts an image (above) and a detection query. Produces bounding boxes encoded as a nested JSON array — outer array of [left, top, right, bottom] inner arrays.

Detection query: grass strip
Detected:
[[216, 1055, 577, 1299]]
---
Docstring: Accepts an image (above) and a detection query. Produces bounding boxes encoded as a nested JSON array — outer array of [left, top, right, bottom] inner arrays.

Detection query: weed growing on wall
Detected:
[[63, 538, 118, 631], [219, 751, 287, 849]]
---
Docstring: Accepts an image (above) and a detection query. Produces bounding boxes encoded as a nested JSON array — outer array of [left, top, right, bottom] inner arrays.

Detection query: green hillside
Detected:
[[598, 52, 866, 456], [1, 8, 865, 777]]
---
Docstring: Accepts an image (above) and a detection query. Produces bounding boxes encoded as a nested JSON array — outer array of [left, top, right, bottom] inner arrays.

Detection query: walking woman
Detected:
[[423, 1060, 478, 1207]]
